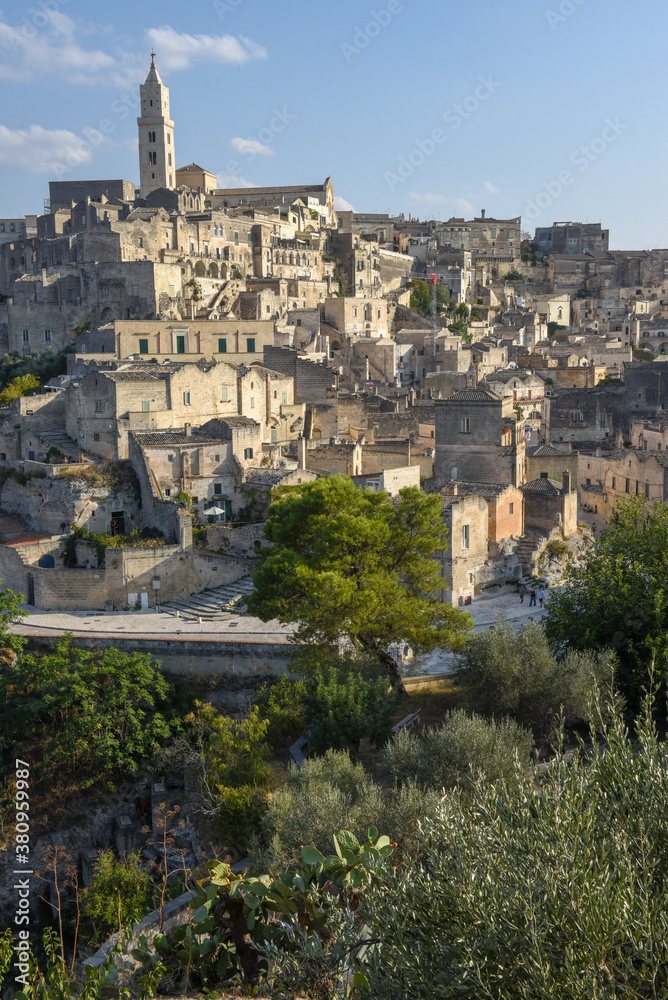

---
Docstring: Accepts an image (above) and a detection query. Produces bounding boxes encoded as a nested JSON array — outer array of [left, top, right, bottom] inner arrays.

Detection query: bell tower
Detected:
[[137, 52, 175, 197]]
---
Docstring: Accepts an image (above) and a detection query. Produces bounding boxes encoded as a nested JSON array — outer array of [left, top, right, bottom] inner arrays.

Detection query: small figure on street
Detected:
[[537, 587, 545, 608], [518, 585, 527, 604], [529, 589, 537, 607]]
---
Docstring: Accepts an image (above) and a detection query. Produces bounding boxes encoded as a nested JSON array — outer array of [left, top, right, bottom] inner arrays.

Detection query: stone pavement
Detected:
[[11, 605, 295, 643], [408, 590, 549, 676], [11, 588, 549, 670]]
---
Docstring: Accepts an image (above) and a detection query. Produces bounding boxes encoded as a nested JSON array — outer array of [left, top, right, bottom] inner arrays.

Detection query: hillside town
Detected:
[[0, 57, 665, 615], [4, 19, 668, 997]]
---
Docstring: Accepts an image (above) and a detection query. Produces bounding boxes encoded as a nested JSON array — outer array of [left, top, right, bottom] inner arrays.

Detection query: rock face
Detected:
[[0, 475, 141, 536]]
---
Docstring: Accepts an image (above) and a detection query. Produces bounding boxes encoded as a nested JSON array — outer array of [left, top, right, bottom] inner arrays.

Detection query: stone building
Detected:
[[526, 443, 579, 488], [520, 473, 578, 538], [534, 222, 609, 256], [434, 388, 526, 487]]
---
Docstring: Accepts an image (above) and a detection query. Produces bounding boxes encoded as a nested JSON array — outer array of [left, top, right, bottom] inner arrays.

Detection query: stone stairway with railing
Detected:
[[160, 575, 256, 621]]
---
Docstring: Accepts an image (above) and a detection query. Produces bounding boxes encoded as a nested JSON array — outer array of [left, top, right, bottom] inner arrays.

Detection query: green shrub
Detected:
[[190, 703, 270, 839], [256, 674, 308, 743], [546, 538, 569, 558], [304, 663, 396, 755], [0, 373, 40, 406], [260, 750, 383, 869], [82, 850, 156, 944], [456, 616, 616, 734], [0, 640, 173, 786], [356, 696, 668, 999], [383, 709, 532, 790]]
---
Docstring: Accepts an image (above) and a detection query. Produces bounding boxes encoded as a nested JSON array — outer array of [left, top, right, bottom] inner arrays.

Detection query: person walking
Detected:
[[518, 585, 527, 604], [537, 587, 545, 608], [529, 589, 537, 607]]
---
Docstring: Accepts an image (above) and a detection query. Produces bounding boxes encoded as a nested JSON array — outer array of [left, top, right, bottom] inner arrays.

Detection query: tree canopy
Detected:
[[246, 477, 472, 687], [0, 639, 174, 786], [545, 497, 668, 707]]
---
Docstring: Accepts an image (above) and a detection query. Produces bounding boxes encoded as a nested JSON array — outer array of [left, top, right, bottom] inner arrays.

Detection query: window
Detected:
[[141, 400, 150, 412], [165, 488, 171, 497], [271, 427, 277, 443], [167, 455, 174, 462], [22, 329, 29, 345], [248, 233, 253, 245], [460, 417, 471, 433], [234, 231, 239, 245], [137, 237, 143, 248], [282, 391, 287, 404], [218, 338, 227, 353], [508, 230, 514, 238], [491, 230, 497, 238], [214, 454, 220, 462], [250, 396, 255, 408], [214, 482, 222, 494], [540, 472, 548, 479], [462, 524, 470, 550], [625, 478, 630, 493], [509, 503, 514, 515], [611, 476, 616, 489], [168, 153, 172, 166], [94, 400, 105, 413], [44, 329, 51, 345], [645, 483, 650, 497], [176, 336, 185, 354], [244, 447, 253, 459], [93, 432, 100, 442], [0, 453, 5, 460], [139, 338, 149, 354], [28, 450, 35, 461], [246, 338, 255, 352], [183, 391, 191, 406], [221, 386, 228, 402]]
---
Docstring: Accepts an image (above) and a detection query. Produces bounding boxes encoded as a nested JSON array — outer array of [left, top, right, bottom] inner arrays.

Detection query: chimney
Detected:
[[562, 471, 571, 494], [184, 423, 191, 437], [481, 209, 486, 219]]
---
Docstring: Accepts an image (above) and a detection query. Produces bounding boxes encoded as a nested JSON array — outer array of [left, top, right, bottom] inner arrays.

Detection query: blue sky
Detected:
[[0, 0, 666, 248]]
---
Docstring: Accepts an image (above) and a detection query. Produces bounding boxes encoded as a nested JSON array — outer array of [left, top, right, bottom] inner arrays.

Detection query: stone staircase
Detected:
[[160, 575, 256, 621], [516, 530, 548, 578], [35, 429, 96, 464]]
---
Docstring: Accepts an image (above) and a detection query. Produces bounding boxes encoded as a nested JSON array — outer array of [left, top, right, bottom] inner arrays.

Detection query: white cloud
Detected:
[[230, 137, 273, 157], [484, 181, 500, 194], [216, 173, 259, 189], [0, 15, 266, 87], [0, 12, 118, 86], [334, 195, 355, 212], [410, 193, 474, 214], [0, 124, 96, 172], [145, 26, 267, 71]]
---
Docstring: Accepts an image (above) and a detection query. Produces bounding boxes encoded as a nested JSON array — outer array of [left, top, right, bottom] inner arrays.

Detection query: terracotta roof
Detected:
[[445, 388, 503, 402], [520, 478, 563, 495], [529, 444, 571, 457]]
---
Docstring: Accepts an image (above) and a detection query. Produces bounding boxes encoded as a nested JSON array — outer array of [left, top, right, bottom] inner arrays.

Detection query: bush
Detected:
[[258, 749, 441, 871], [82, 850, 156, 944], [0, 373, 40, 406], [383, 709, 532, 790], [356, 696, 668, 999], [0, 640, 173, 786], [546, 538, 569, 558], [304, 663, 396, 755], [260, 750, 382, 869], [456, 616, 616, 734], [255, 674, 308, 743], [189, 703, 270, 839]]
